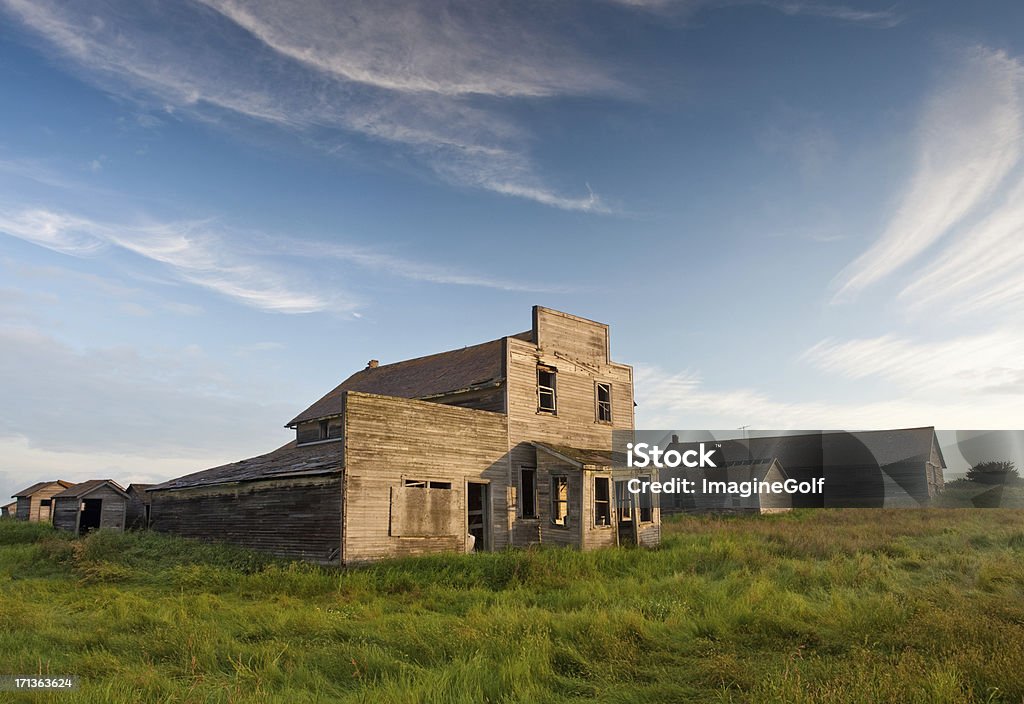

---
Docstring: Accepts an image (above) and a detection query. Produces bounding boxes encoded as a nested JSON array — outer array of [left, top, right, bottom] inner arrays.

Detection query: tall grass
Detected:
[[1, 510, 1023, 702]]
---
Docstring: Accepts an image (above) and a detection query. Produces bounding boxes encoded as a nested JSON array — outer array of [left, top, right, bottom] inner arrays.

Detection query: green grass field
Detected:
[[2, 509, 1024, 703]]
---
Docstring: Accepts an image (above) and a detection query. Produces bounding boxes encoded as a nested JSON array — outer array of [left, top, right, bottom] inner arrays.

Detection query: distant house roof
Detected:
[[677, 458, 788, 484], [150, 440, 345, 491], [12, 479, 75, 498], [53, 480, 128, 500], [670, 427, 943, 470], [288, 338, 506, 426], [127, 484, 153, 494], [532, 443, 622, 469]]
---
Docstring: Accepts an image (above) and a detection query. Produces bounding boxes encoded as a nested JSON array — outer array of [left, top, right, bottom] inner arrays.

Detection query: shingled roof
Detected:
[[287, 338, 506, 426], [532, 443, 625, 468], [12, 480, 75, 498], [150, 440, 344, 491], [53, 480, 128, 499]]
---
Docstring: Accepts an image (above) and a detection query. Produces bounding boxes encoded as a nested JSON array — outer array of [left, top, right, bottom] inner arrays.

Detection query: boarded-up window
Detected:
[[551, 476, 568, 525], [390, 483, 457, 537], [594, 477, 611, 526], [520, 468, 537, 518], [596, 382, 612, 423], [538, 366, 557, 413]]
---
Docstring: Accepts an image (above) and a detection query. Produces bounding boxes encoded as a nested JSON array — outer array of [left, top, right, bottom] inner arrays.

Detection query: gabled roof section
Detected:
[[12, 480, 75, 498], [288, 337, 506, 426], [150, 440, 344, 491], [53, 480, 128, 500]]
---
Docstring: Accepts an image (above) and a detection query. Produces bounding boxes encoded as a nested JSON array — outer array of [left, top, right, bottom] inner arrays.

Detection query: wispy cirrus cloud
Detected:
[[0, 204, 562, 313], [605, 0, 903, 28], [832, 47, 1024, 304], [802, 330, 1024, 395], [0, 0, 613, 212]]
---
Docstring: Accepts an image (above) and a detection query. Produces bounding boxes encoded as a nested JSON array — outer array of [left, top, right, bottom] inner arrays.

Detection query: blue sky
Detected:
[[2, 0, 1024, 498]]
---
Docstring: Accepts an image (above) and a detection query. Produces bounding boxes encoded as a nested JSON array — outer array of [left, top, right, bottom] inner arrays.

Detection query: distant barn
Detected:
[[52, 480, 130, 535], [11, 480, 75, 523], [661, 427, 946, 512]]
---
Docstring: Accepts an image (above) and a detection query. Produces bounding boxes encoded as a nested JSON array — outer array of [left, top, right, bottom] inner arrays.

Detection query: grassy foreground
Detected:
[[1, 511, 1024, 703]]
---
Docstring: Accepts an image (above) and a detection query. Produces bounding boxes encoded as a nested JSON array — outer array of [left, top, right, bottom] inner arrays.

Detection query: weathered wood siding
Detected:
[[15, 483, 67, 522], [342, 391, 509, 564], [52, 487, 127, 532], [508, 308, 641, 546], [126, 489, 151, 530], [150, 476, 343, 563], [52, 497, 79, 532]]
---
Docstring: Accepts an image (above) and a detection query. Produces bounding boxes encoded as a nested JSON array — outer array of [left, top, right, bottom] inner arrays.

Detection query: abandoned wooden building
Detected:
[[11, 480, 75, 523], [660, 427, 946, 513], [2, 501, 16, 518], [52, 480, 130, 535], [149, 306, 660, 563]]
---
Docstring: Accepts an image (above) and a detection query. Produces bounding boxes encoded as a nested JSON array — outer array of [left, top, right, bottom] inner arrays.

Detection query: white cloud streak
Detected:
[[0, 0, 612, 212], [0, 204, 561, 311], [833, 48, 1024, 302]]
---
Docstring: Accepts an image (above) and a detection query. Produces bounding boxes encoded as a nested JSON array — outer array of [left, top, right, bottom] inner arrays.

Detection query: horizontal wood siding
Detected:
[[126, 490, 150, 530], [581, 471, 617, 551], [15, 483, 67, 523], [52, 497, 79, 532], [150, 476, 343, 563], [343, 392, 509, 564]]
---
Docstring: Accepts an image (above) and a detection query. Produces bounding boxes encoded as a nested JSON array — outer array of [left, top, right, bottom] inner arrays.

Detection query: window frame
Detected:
[[551, 475, 569, 526], [595, 382, 612, 423], [593, 476, 611, 527], [638, 475, 654, 523], [519, 466, 538, 518], [537, 365, 557, 414], [403, 478, 453, 490]]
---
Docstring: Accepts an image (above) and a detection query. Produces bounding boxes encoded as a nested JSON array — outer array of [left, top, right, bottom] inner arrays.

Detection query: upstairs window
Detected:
[[594, 477, 611, 526], [596, 382, 612, 423], [319, 419, 329, 440], [551, 476, 568, 525], [538, 366, 557, 413]]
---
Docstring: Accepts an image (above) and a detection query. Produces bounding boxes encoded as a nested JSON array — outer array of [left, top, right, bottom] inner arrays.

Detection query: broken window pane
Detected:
[[537, 366, 557, 413], [596, 382, 612, 422], [594, 477, 611, 526], [551, 476, 568, 525]]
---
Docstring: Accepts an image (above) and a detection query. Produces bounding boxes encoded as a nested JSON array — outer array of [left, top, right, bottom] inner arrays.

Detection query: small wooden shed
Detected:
[[11, 480, 75, 523], [2, 501, 16, 517], [52, 480, 130, 535], [125, 484, 153, 530]]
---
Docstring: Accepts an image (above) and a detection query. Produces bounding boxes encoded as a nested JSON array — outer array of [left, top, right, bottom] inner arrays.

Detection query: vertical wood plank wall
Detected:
[[343, 392, 509, 564]]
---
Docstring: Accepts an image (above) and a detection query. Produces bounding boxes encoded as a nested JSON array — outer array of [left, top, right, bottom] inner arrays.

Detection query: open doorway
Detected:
[[466, 482, 489, 551], [79, 499, 102, 534]]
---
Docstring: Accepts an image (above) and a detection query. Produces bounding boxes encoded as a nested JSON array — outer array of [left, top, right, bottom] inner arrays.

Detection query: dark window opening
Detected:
[[538, 366, 557, 413], [40, 499, 52, 507], [594, 477, 611, 526], [520, 467, 537, 518], [403, 479, 452, 490], [318, 419, 329, 439], [551, 476, 568, 526], [638, 476, 653, 522], [79, 498, 102, 535], [596, 383, 612, 423], [615, 480, 633, 522]]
